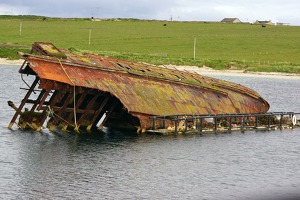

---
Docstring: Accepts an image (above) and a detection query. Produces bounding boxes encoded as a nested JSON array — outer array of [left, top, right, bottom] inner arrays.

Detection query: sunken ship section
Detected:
[[8, 42, 269, 133]]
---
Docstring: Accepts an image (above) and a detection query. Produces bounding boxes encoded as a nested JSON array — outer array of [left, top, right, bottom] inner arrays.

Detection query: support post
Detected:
[[75, 93, 100, 128], [214, 116, 217, 133], [34, 89, 52, 131], [174, 117, 178, 134], [36, 89, 51, 111], [86, 95, 110, 132], [268, 115, 271, 130], [62, 92, 87, 131], [57, 92, 74, 129], [193, 115, 196, 130], [45, 90, 62, 131], [229, 116, 232, 133], [162, 116, 166, 129], [279, 114, 283, 130], [241, 116, 245, 131], [8, 77, 39, 129], [152, 116, 156, 130], [291, 115, 295, 130], [199, 117, 203, 133], [255, 116, 259, 128], [30, 89, 46, 112], [97, 99, 118, 130]]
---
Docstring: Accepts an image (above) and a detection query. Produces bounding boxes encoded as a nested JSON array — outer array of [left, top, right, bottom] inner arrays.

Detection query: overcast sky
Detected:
[[0, 0, 299, 25]]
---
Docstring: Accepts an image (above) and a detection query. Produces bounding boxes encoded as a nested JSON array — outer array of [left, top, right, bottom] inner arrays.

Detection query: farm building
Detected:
[[276, 22, 290, 26], [254, 20, 274, 25], [221, 18, 241, 23]]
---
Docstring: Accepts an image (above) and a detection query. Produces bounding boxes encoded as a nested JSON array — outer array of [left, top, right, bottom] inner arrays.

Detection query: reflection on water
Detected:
[[0, 66, 300, 199]]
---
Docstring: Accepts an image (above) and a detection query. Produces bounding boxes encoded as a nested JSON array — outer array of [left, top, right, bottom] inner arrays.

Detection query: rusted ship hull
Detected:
[[8, 42, 269, 133]]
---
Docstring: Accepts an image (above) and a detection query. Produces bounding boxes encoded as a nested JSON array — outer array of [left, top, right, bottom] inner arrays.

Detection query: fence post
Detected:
[[184, 118, 188, 132]]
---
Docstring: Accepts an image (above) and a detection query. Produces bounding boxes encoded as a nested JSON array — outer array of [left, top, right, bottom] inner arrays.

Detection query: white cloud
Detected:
[[0, 4, 30, 15], [0, 0, 299, 25]]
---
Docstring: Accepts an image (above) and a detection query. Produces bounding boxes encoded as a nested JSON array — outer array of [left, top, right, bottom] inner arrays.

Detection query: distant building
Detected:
[[221, 18, 242, 23], [276, 22, 290, 26], [254, 20, 274, 25]]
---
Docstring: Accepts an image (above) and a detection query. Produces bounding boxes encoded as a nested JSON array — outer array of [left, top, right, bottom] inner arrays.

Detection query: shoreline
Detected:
[[1, 58, 299, 79], [0, 58, 24, 66], [160, 65, 300, 79]]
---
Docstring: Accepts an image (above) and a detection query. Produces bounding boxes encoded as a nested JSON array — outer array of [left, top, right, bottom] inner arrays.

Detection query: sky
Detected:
[[0, 0, 299, 25]]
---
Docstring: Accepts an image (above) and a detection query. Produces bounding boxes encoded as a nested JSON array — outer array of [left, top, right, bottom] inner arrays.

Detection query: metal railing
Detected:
[[149, 112, 300, 134]]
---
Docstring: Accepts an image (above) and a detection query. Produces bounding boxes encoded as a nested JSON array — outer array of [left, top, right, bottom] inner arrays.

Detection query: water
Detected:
[[1, 66, 300, 200]]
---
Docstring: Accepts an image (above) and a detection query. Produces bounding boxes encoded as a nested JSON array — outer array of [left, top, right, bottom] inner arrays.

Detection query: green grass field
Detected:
[[1, 16, 300, 73]]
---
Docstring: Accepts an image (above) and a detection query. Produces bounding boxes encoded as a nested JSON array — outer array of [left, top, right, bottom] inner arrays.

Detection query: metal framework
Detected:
[[8, 42, 271, 133], [148, 112, 299, 134]]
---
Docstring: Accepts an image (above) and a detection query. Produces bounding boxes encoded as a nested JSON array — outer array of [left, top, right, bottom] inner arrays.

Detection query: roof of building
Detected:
[[221, 18, 241, 23], [255, 20, 272, 24]]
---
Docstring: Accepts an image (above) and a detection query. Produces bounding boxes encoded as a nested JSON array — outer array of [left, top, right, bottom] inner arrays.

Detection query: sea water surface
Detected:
[[0, 66, 300, 200]]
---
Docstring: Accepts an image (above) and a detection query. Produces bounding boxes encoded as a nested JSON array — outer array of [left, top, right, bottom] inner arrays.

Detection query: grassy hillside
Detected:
[[1, 16, 300, 73]]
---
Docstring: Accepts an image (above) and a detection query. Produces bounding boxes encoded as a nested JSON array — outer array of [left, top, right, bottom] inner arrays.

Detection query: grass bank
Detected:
[[1, 16, 300, 73]]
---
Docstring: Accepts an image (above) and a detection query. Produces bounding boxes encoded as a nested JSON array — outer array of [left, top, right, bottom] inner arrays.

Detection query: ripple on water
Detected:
[[0, 66, 300, 199]]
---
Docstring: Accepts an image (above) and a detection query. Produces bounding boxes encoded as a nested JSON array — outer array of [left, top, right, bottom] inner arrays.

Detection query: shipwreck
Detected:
[[8, 42, 271, 133]]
